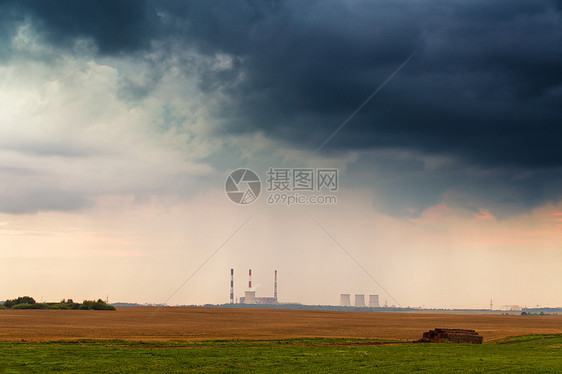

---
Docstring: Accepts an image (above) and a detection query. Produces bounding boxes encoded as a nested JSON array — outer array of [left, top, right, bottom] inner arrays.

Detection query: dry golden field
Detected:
[[1, 307, 561, 342]]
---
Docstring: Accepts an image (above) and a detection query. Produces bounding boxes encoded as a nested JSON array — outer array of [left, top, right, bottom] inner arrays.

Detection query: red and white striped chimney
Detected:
[[248, 269, 252, 289], [274, 270, 278, 302], [230, 269, 234, 304]]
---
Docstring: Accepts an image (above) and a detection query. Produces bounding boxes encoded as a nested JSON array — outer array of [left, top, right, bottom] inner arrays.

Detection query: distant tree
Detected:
[[4, 296, 36, 308], [80, 299, 115, 310], [12, 303, 45, 309], [2, 296, 113, 310]]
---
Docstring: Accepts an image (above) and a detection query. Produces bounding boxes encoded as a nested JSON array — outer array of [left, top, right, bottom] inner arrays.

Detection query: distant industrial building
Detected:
[[255, 297, 277, 304], [235, 269, 279, 305], [243, 291, 256, 304], [369, 295, 380, 308]]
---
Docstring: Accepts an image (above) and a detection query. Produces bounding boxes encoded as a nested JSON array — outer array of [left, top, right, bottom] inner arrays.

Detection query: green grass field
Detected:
[[1, 335, 560, 373]]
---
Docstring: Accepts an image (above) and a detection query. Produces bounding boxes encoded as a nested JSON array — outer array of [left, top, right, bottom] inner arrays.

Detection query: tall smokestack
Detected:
[[230, 269, 234, 304], [248, 269, 252, 289], [274, 270, 278, 302]]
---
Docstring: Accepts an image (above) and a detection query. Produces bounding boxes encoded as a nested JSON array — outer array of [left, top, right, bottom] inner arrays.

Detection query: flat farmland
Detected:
[[1, 307, 561, 342]]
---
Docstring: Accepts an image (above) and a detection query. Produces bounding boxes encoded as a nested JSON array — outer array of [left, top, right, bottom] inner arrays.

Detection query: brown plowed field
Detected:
[[0, 307, 560, 342]]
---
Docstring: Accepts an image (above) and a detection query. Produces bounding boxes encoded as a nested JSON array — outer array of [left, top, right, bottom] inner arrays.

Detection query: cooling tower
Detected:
[[368, 294, 380, 308], [340, 293, 351, 306], [244, 291, 256, 304], [354, 294, 366, 307]]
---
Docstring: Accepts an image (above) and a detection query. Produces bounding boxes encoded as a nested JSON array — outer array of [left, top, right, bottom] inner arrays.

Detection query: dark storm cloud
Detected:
[[3, 0, 559, 164], [348, 151, 562, 218], [0, 0, 154, 54], [1, 0, 561, 216]]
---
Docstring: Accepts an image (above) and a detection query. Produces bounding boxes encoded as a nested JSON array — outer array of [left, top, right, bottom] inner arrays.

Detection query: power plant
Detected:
[[340, 293, 380, 308], [229, 269, 379, 308], [233, 269, 279, 305]]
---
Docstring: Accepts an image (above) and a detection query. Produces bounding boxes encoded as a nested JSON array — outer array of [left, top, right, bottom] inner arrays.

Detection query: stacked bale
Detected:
[[416, 328, 483, 344]]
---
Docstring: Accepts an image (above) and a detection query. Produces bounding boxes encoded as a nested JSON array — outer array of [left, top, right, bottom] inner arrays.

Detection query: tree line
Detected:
[[0, 296, 115, 310]]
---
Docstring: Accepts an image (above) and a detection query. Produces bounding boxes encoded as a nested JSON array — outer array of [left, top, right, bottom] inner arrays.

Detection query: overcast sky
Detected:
[[0, 0, 561, 309]]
